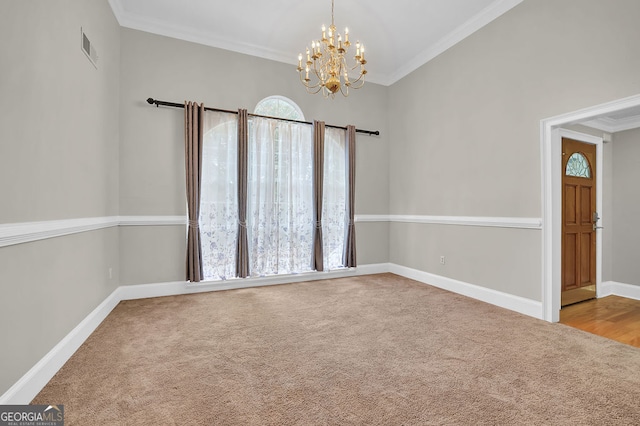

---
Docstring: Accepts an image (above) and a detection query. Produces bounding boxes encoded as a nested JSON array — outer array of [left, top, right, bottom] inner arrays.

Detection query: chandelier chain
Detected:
[[331, 0, 334, 26]]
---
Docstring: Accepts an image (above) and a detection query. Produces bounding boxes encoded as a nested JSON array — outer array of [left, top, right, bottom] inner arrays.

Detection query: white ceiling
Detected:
[[108, 0, 523, 86], [581, 105, 640, 133]]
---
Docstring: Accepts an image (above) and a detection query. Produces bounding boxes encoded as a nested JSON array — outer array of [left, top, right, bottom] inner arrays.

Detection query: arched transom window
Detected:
[[254, 96, 305, 121], [565, 152, 591, 178]]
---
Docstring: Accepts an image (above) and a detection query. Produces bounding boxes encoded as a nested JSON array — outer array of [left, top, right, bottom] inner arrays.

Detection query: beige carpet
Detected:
[[33, 273, 640, 425]]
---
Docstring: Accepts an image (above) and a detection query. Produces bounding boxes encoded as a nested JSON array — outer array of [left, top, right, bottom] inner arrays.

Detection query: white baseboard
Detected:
[[599, 281, 640, 300], [389, 264, 544, 319], [0, 263, 389, 404], [0, 261, 539, 404], [0, 288, 123, 405], [118, 264, 390, 301]]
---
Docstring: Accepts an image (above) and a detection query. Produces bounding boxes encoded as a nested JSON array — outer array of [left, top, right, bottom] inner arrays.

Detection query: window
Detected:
[[247, 116, 314, 276], [199, 97, 348, 280], [322, 127, 347, 269], [254, 95, 305, 121], [565, 152, 591, 178], [200, 112, 238, 280]]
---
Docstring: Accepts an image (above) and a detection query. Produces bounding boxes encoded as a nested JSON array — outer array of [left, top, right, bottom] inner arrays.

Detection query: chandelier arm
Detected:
[[349, 78, 365, 89], [308, 85, 324, 95], [349, 75, 362, 87], [299, 71, 323, 91], [347, 72, 364, 85], [340, 82, 349, 97]]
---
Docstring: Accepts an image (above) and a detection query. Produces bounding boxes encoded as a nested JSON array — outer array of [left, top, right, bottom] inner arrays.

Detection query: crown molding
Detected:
[[107, 0, 393, 86], [581, 115, 640, 133], [107, 0, 125, 25], [108, 0, 522, 87], [386, 0, 524, 85], [113, 5, 293, 65]]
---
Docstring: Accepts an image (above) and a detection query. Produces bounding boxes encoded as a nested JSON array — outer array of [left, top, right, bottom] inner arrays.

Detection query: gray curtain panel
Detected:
[[312, 120, 325, 272], [184, 101, 204, 282], [236, 109, 250, 278], [343, 125, 357, 267]]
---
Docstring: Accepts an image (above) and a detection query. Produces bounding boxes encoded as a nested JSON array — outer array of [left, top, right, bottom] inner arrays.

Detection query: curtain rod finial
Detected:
[[146, 98, 155, 105]]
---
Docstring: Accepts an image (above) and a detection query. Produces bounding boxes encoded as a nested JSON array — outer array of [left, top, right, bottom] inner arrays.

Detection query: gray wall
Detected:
[[0, 1, 120, 395], [612, 127, 640, 286], [118, 28, 390, 285], [387, 0, 640, 301], [3, 0, 640, 399]]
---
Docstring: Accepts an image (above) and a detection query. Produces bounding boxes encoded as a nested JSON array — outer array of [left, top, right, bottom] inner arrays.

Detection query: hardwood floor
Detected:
[[560, 296, 640, 348]]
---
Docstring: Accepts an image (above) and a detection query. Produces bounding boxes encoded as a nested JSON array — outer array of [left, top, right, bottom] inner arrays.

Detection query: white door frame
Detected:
[[541, 93, 640, 322]]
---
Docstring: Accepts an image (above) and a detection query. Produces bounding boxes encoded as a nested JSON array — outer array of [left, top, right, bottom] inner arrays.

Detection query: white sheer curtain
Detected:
[[322, 127, 347, 270], [199, 111, 238, 280], [247, 117, 314, 276]]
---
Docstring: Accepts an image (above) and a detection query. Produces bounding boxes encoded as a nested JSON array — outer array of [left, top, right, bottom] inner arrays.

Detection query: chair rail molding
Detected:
[[0, 214, 541, 248], [0, 216, 187, 248], [0, 217, 119, 248], [356, 214, 542, 229]]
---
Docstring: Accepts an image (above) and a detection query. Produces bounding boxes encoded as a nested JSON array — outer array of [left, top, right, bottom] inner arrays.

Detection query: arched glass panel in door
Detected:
[[565, 152, 591, 178]]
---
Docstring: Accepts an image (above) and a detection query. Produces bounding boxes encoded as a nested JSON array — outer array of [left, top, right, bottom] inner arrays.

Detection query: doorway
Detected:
[[542, 93, 640, 322], [561, 137, 597, 306]]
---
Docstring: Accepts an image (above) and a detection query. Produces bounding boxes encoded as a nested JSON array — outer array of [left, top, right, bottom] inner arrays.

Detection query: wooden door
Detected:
[[561, 138, 597, 306]]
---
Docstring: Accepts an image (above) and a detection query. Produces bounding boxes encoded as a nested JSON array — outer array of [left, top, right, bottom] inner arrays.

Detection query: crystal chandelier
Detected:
[[297, 0, 367, 98]]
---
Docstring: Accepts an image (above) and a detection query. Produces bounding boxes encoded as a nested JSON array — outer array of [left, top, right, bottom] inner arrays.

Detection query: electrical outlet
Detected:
[[440, 256, 445, 265]]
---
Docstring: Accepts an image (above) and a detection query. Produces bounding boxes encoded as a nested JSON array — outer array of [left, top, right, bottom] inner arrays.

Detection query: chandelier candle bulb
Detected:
[[345, 27, 349, 43]]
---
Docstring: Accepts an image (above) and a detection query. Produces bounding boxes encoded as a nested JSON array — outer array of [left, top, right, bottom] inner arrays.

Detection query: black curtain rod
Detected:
[[146, 98, 380, 136]]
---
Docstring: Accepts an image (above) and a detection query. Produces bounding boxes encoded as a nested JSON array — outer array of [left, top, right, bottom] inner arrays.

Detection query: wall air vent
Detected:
[[81, 27, 98, 68]]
